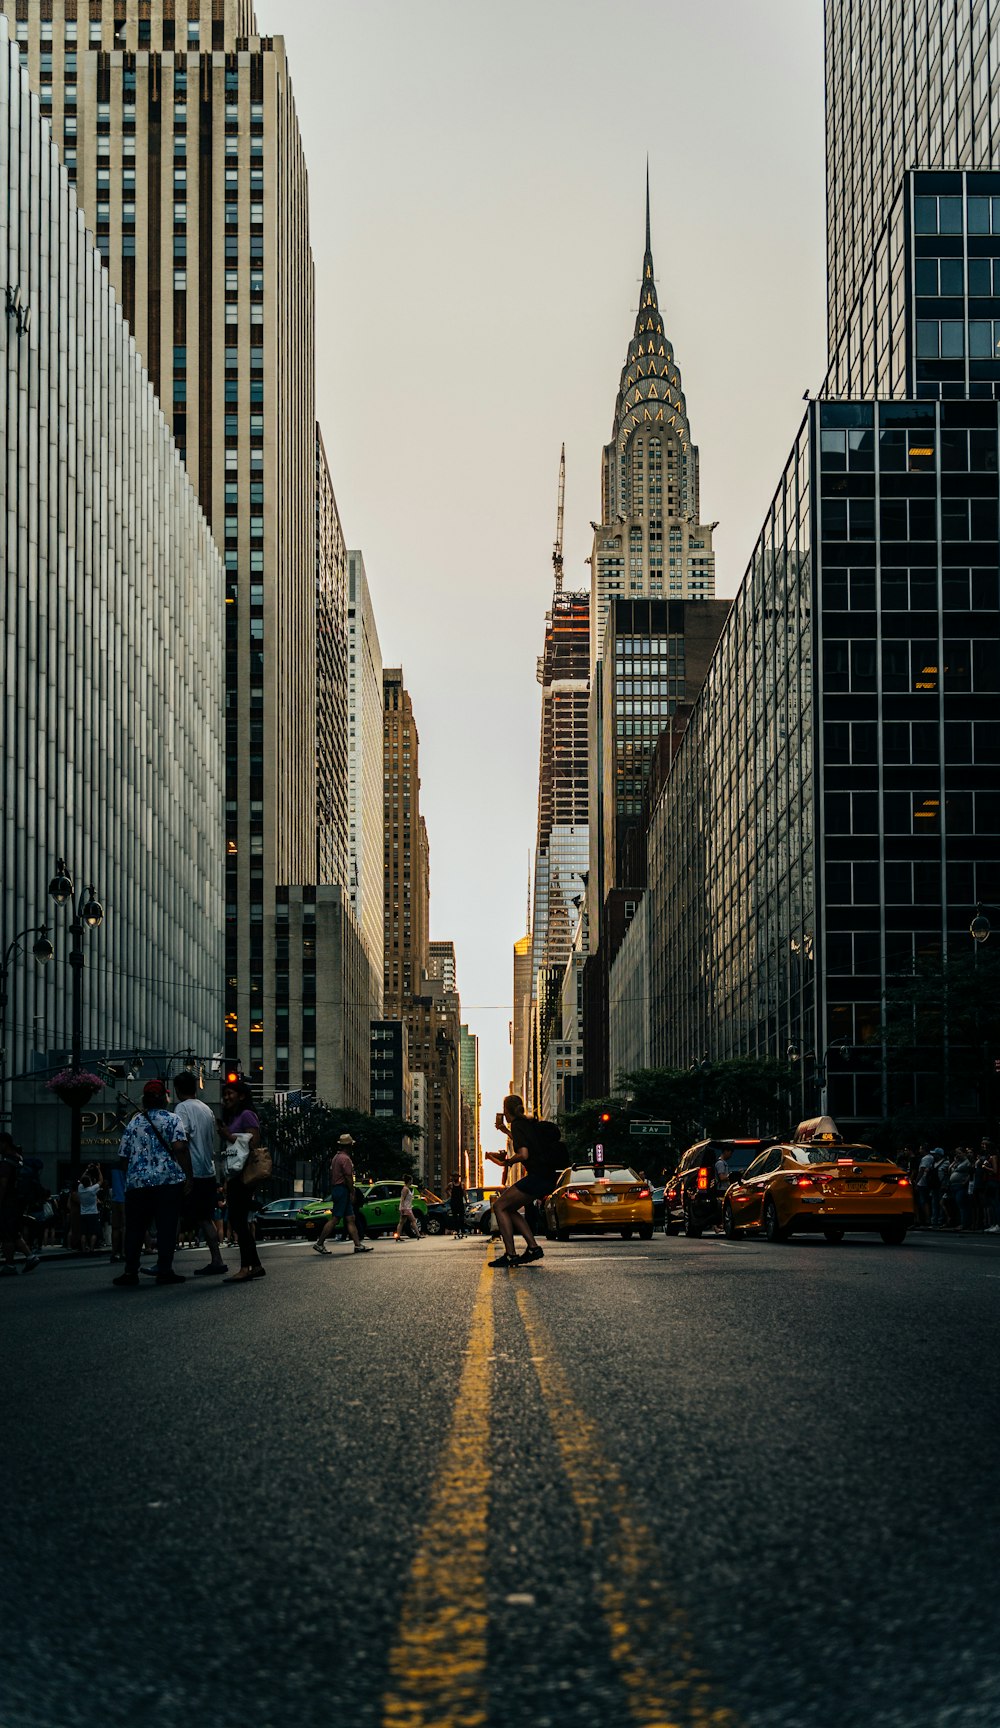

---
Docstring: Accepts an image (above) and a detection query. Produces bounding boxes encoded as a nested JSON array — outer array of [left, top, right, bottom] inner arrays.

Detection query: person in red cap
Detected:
[[112, 1079, 192, 1288]]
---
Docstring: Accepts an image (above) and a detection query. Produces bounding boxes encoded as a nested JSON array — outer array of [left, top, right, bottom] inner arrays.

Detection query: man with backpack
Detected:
[[0, 1131, 41, 1276], [487, 1094, 563, 1270]]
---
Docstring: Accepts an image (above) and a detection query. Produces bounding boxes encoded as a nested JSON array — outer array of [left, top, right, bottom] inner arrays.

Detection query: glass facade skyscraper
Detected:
[[1, 16, 224, 1150]]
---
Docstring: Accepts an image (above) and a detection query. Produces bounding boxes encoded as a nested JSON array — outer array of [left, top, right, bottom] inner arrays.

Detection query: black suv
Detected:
[[663, 1139, 773, 1237]]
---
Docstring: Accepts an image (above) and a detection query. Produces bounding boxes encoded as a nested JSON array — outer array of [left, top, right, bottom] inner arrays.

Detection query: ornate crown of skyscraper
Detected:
[[611, 176, 692, 453]]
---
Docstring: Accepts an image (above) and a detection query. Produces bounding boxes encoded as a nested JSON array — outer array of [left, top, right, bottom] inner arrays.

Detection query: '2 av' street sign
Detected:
[[630, 1120, 672, 1137]]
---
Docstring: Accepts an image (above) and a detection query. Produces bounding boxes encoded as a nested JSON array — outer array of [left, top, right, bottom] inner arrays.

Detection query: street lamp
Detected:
[[48, 860, 104, 1179], [0, 925, 54, 1127], [970, 903, 1000, 945]]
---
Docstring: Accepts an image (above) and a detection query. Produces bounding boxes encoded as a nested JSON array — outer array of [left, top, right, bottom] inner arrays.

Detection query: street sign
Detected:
[[630, 1121, 672, 1137]]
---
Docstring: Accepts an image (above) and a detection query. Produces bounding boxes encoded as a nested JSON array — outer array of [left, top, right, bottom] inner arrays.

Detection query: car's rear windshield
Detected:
[[788, 1146, 895, 1166], [569, 1167, 640, 1185]]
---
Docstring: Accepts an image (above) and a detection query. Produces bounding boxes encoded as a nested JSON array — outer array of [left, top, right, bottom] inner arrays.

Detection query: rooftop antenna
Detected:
[[526, 854, 533, 938], [552, 443, 565, 594]]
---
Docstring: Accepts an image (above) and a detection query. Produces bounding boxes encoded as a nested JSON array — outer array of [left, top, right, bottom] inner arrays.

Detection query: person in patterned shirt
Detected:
[[113, 1079, 191, 1288]]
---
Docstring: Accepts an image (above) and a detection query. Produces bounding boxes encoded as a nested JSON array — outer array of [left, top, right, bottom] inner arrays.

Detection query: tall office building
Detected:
[[825, 0, 1000, 391], [428, 941, 457, 992], [531, 590, 589, 980], [5, 0, 322, 1092], [348, 551, 385, 998], [511, 931, 532, 1101], [459, 1024, 482, 1184], [637, 5, 1000, 1137], [589, 178, 716, 669], [1, 15, 224, 1161], [383, 669, 430, 1017], [316, 430, 349, 891]]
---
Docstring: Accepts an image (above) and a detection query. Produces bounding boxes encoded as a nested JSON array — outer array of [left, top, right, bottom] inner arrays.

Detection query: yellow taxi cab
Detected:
[[544, 1163, 654, 1242], [721, 1116, 915, 1245]]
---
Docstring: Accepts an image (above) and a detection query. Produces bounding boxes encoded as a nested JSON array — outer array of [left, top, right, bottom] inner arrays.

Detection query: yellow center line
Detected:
[[381, 1262, 494, 1728], [515, 1284, 738, 1728]]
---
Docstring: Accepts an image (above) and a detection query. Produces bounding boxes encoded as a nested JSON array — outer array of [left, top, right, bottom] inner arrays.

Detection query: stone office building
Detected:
[[4, 0, 328, 1094], [0, 16, 223, 1153]]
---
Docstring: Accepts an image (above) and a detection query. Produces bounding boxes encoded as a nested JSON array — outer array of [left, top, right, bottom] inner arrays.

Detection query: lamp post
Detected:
[[0, 925, 54, 1128], [970, 903, 1000, 945], [48, 861, 104, 1179]]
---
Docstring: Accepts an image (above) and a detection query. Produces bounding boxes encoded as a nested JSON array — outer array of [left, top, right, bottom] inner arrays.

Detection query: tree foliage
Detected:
[[256, 1099, 419, 1195], [559, 1057, 797, 1173], [883, 946, 1000, 1062]]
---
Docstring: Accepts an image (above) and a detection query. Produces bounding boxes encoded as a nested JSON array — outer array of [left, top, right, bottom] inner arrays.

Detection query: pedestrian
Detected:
[[311, 1133, 371, 1255], [488, 1094, 562, 1269], [982, 1138, 1000, 1232], [218, 1078, 265, 1283], [113, 1080, 192, 1288], [77, 1163, 104, 1254], [948, 1148, 973, 1230], [449, 1173, 467, 1239], [171, 1071, 228, 1276], [108, 1156, 127, 1262], [393, 1178, 420, 1242], [0, 1132, 41, 1276], [915, 1144, 936, 1228]]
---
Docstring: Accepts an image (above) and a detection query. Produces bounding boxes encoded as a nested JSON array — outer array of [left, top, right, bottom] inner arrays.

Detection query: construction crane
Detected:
[[552, 442, 565, 594]]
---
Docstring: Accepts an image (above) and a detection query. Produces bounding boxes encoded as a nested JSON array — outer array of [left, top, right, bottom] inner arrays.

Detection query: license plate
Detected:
[[844, 1180, 867, 1191], [601, 1195, 619, 1204]]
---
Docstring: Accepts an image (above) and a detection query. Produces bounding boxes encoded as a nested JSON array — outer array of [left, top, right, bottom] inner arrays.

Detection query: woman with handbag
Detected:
[[219, 1079, 266, 1283]]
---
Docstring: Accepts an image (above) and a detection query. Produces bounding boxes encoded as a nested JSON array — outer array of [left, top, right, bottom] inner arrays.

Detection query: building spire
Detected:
[[645, 157, 651, 256], [526, 853, 532, 938]]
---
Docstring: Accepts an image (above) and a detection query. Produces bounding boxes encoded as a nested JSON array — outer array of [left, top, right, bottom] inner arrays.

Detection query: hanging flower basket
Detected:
[[46, 1069, 104, 1109]]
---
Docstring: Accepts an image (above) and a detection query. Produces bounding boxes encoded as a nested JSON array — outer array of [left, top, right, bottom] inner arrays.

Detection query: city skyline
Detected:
[[253, 0, 828, 1132]]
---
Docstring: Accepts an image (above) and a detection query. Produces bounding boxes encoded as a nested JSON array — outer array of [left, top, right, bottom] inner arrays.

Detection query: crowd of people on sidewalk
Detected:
[[901, 1139, 1000, 1232]]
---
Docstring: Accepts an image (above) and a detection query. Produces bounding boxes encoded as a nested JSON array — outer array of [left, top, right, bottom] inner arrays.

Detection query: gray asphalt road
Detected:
[[2, 1230, 998, 1728]]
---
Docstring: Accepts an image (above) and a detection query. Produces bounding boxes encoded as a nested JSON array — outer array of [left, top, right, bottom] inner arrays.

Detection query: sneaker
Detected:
[[517, 1245, 544, 1264], [112, 1271, 140, 1288], [312, 1242, 330, 1255], [986, 1224, 1000, 1234], [193, 1261, 229, 1275], [489, 1253, 518, 1270], [155, 1270, 187, 1286], [353, 1243, 372, 1254], [22, 1254, 40, 1273], [140, 1266, 159, 1278]]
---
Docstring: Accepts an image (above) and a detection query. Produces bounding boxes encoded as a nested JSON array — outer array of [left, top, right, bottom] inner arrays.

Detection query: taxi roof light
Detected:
[[794, 1114, 843, 1146]]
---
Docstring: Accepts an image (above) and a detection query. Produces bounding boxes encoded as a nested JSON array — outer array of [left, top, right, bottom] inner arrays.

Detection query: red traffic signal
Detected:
[[224, 1068, 241, 1087], [598, 1110, 612, 1126]]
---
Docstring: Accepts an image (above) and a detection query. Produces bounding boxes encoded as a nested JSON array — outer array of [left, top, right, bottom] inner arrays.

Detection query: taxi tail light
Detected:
[[638, 1187, 651, 1200], [565, 1188, 582, 1201], [896, 1175, 911, 1187], [697, 1168, 709, 1192]]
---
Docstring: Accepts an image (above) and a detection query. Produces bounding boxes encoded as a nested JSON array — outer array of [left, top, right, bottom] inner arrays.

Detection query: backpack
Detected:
[[14, 1164, 46, 1212], [522, 1117, 564, 1168]]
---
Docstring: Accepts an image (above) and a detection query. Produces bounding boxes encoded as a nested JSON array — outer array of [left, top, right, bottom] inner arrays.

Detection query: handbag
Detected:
[[241, 1141, 273, 1186]]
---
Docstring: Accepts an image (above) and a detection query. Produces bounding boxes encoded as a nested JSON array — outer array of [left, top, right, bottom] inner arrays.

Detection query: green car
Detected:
[[299, 1181, 429, 1240]]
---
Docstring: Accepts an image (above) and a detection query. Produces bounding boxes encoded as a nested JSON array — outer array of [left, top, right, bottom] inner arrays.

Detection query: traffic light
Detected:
[[224, 1067, 241, 1087], [598, 1110, 612, 1127]]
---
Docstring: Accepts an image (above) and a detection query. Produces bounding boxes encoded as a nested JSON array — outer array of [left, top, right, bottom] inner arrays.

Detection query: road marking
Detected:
[[380, 1262, 493, 1728], [515, 1286, 738, 1728]]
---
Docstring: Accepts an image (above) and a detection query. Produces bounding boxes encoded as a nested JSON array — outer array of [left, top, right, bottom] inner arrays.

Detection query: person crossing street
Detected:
[[312, 1134, 371, 1255]]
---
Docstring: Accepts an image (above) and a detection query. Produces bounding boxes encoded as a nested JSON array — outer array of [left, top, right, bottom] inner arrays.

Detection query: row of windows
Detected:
[[825, 718, 1000, 764], [824, 636, 1000, 692], [916, 318, 1000, 358], [825, 858, 996, 908], [820, 426, 999, 470], [823, 567, 998, 611], [916, 254, 1000, 296], [825, 789, 999, 834], [914, 193, 1000, 235], [824, 495, 999, 539]]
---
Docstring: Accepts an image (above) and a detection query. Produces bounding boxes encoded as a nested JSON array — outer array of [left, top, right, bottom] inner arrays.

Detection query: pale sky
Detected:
[[256, 0, 829, 1155]]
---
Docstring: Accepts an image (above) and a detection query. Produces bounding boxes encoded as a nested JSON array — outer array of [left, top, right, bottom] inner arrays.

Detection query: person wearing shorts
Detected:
[[172, 1071, 227, 1275], [312, 1135, 371, 1256], [488, 1095, 557, 1270], [77, 1167, 104, 1254]]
